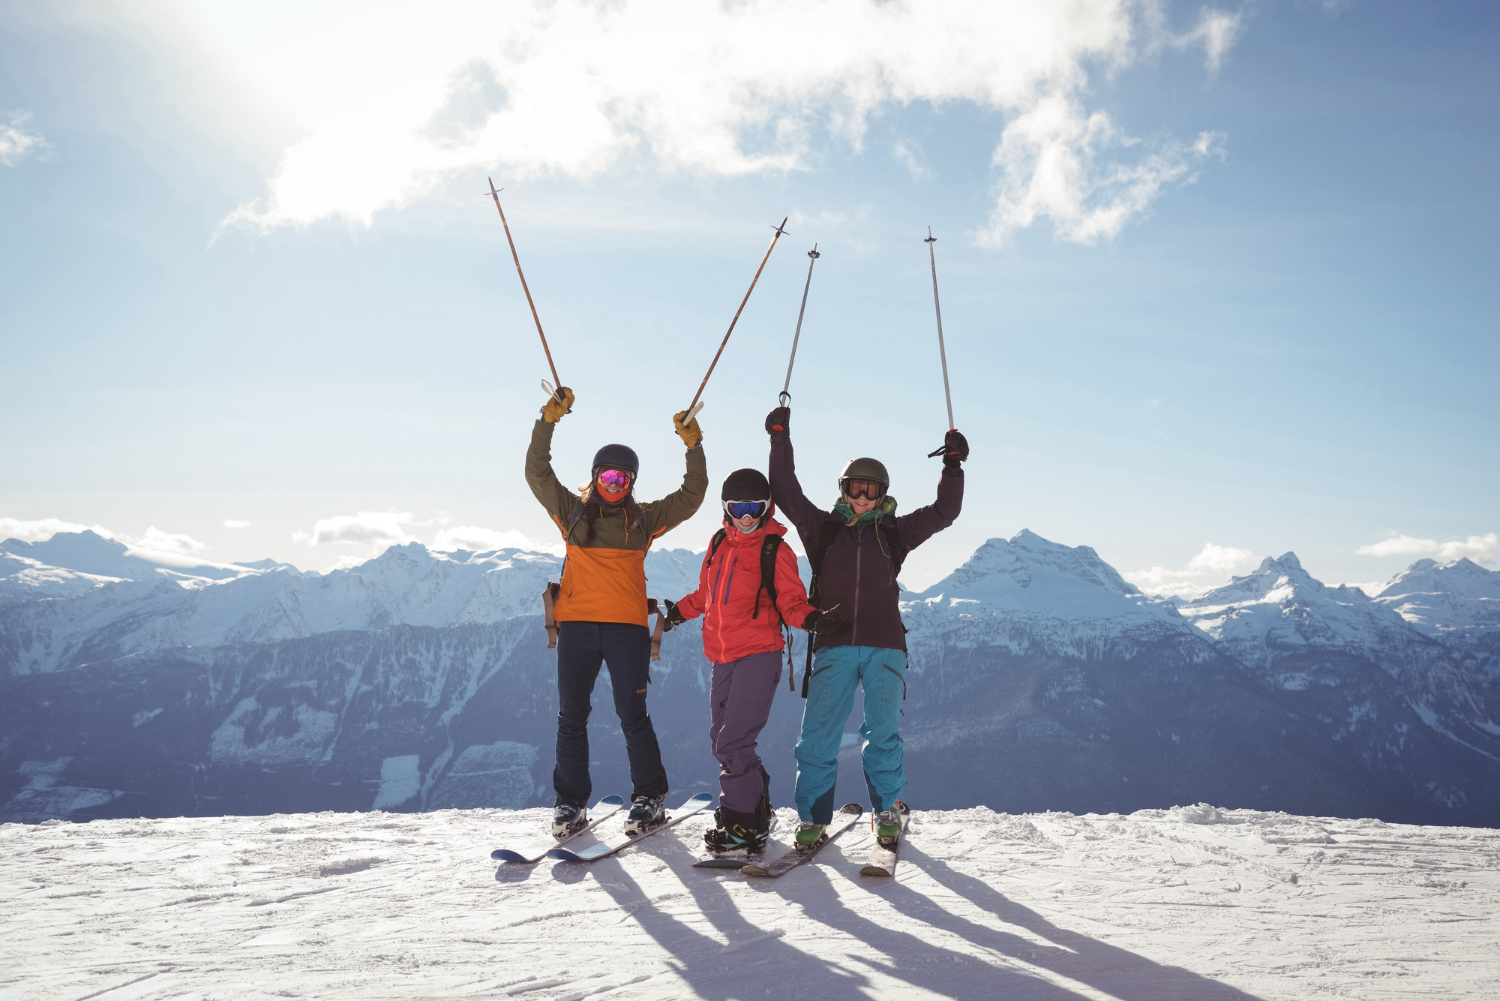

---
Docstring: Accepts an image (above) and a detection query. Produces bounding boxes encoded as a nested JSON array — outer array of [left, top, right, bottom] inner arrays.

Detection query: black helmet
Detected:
[[591, 443, 639, 474], [839, 457, 889, 495], [720, 468, 770, 502]]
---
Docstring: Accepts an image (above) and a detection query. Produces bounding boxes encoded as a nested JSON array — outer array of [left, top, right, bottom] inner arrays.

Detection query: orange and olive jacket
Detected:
[[526, 419, 707, 626]]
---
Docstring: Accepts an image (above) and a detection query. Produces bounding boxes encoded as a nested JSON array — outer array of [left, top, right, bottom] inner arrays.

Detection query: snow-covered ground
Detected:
[[4, 804, 1497, 1000]]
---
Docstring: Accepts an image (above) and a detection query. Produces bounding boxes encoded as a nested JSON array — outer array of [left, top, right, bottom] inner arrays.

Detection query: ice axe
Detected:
[[683, 217, 790, 423]]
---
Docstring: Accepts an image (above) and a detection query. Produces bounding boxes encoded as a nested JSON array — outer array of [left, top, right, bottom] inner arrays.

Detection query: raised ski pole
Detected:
[[924, 226, 955, 456], [918, 226, 954, 459], [684, 217, 789, 422], [779, 244, 820, 407], [486, 177, 563, 401]]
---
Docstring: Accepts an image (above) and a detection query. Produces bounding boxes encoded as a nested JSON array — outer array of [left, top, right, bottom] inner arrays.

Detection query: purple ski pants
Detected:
[[708, 650, 783, 815]]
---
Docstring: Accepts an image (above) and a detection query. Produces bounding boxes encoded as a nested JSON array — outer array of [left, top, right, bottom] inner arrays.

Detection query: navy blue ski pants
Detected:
[[553, 621, 669, 808]]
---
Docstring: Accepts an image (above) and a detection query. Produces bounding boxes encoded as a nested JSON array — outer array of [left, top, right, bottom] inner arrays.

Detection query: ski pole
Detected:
[[779, 244, 820, 407], [924, 226, 955, 436], [486, 177, 562, 400], [684, 217, 789, 421]]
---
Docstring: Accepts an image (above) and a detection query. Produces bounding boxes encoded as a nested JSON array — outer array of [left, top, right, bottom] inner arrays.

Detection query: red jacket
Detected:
[[674, 516, 816, 664]]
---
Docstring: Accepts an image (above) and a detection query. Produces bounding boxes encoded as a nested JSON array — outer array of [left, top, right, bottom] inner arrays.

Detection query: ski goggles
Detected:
[[841, 478, 886, 501], [723, 499, 769, 520], [596, 468, 634, 491]]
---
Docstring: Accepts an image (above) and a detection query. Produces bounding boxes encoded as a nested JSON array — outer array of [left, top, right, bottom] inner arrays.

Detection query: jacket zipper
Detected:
[[723, 557, 738, 605], [852, 525, 862, 646]]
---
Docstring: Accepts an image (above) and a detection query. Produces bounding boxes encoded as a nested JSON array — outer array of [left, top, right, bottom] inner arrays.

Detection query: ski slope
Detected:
[[4, 804, 1497, 1000]]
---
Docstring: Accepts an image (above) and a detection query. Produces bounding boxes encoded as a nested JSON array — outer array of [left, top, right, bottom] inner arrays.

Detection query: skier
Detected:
[[764, 404, 966, 848], [661, 468, 849, 853], [526, 386, 708, 837]]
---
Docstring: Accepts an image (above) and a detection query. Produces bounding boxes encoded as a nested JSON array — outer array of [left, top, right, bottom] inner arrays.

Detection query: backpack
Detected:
[[800, 516, 908, 698]]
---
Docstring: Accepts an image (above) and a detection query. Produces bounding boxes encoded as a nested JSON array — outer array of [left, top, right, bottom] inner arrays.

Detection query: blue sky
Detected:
[[2, 1, 1496, 595]]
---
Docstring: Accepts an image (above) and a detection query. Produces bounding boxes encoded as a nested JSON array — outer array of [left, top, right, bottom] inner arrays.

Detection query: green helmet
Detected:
[[839, 457, 889, 497]]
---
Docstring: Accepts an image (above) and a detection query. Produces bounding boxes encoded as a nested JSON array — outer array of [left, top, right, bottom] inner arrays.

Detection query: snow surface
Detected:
[[3, 805, 1497, 1000]]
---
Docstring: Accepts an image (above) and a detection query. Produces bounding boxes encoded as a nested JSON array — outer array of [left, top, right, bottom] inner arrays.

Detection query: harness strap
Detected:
[[542, 582, 560, 649]]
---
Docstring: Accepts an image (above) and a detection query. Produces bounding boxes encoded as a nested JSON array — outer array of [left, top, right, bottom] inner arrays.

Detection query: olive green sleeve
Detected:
[[642, 444, 708, 538], [525, 419, 577, 525]]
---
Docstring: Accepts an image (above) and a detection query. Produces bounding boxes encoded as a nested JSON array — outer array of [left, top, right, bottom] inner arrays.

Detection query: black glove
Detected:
[[802, 609, 849, 637], [662, 599, 687, 632], [938, 429, 968, 467], [766, 406, 790, 438]]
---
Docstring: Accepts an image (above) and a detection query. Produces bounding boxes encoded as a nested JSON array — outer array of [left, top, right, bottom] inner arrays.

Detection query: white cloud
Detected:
[[1127, 542, 1259, 598], [432, 525, 560, 555], [0, 111, 52, 167], [190, 1, 1236, 244], [1357, 533, 1498, 564], [1357, 534, 1438, 558], [981, 93, 1225, 245], [128, 527, 209, 555], [0, 517, 114, 543], [304, 510, 419, 548], [1176, 9, 1243, 74], [1437, 533, 1500, 563], [223, 519, 252, 529], [1185, 543, 1256, 575], [892, 139, 932, 182]]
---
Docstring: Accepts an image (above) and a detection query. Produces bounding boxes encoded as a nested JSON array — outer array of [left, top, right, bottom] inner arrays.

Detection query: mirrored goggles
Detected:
[[596, 468, 634, 491], [723, 499, 769, 520], [841, 478, 886, 501]]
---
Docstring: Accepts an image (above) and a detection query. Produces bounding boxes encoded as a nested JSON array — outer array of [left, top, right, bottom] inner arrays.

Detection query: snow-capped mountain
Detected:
[[0, 536, 701, 675], [0, 530, 258, 588], [1180, 554, 1500, 815], [4, 527, 1499, 828], [1375, 557, 1500, 681]]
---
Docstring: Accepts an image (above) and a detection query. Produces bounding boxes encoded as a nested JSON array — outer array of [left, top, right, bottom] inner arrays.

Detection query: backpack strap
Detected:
[[751, 534, 784, 624]]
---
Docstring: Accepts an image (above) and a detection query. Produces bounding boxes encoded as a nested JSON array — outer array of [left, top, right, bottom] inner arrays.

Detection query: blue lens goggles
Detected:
[[723, 500, 769, 520]]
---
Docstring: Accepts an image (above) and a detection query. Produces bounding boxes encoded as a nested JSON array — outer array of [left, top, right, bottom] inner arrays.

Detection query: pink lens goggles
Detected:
[[597, 468, 633, 491]]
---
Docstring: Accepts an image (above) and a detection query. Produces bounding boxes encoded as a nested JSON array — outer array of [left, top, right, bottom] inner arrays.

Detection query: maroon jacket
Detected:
[[769, 435, 964, 652]]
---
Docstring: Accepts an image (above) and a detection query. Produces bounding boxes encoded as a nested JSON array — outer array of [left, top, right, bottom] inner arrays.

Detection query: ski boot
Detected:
[[704, 806, 770, 854], [623, 794, 665, 835], [551, 802, 587, 838], [873, 801, 907, 847], [794, 821, 826, 850]]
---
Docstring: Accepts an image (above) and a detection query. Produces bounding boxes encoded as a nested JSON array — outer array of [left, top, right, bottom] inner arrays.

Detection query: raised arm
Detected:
[[525, 416, 578, 527], [642, 410, 709, 538], [894, 429, 968, 550], [766, 408, 825, 551]]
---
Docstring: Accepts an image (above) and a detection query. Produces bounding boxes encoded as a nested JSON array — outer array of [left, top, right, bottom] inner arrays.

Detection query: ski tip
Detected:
[[545, 849, 581, 861], [741, 865, 771, 877], [600, 795, 625, 806], [687, 792, 713, 805], [860, 865, 894, 878], [491, 849, 513, 861], [837, 802, 864, 817]]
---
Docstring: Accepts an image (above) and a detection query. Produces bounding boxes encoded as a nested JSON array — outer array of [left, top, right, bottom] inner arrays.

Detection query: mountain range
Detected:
[[2, 528, 1497, 826]]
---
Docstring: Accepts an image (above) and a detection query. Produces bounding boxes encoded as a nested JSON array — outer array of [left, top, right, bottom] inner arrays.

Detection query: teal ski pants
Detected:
[[793, 644, 908, 824]]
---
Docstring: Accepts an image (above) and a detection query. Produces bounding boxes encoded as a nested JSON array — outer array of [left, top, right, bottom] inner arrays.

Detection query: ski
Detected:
[[860, 802, 910, 877], [491, 795, 625, 863], [547, 792, 713, 862], [692, 816, 780, 869], [741, 803, 862, 878]]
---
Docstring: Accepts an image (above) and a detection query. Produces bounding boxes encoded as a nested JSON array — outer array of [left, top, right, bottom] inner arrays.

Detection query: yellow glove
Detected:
[[540, 386, 574, 423], [672, 409, 702, 449]]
